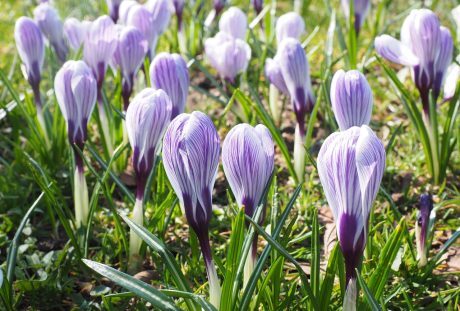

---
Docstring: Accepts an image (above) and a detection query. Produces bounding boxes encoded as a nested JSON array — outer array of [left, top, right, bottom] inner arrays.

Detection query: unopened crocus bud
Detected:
[[330, 70, 373, 131], [127, 5, 156, 57], [173, 0, 185, 30], [34, 3, 68, 61], [55, 60, 97, 228], [63, 18, 88, 51], [119, 0, 139, 25], [251, 0, 263, 15], [275, 12, 305, 45], [205, 32, 251, 83], [219, 7, 247, 39], [317, 125, 385, 311], [214, 0, 226, 16], [150, 53, 189, 118], [145, 0, 172, 36], [341, 0, 370, 35], [106, 0, 123, 22], [265, 57, 289, 95], [14, 17, 45, 108], [416, 194, 433, 267], [375, 9, 453, 116], [126, 88, 172, 267], [113, 26, 149, 110], [163, 111, 221, 307]]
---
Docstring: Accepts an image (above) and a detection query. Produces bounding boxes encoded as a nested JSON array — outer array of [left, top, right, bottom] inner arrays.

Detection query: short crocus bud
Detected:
[[126, 88, 172, 267], [63, 18, 87, 51], [14, 17, 45, 109], [275, 12, 305, 45], [251, 0, 263, 15], [375, 9, 453, 116], [317, 125, 385, 311], [341, 0, 370, 35], [219, 7, 247, 40], [163, 111, 221, 307], [222, 123, 274, 286], [127, 5, 156, 57], [106, 0, 123, 22], [416, 194, 434, 267], [113, 26, 149, 110], [149, 53, 189, 118], [119, 0, 139, 25], [34, 3, 68, 62], [54, 60, 97, 227], [205, 32, 251, 83], [330, 70, 373, 131]]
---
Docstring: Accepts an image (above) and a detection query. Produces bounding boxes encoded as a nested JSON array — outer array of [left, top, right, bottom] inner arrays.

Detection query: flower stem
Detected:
[[343, 277, 357, 311], [294, 123, 306, 183], [73, 163, 89, 228], [243, 240, 257, 288], [269, 84, 281, 126], [197, 231, 221, 308], [129, 185, 145, 273]]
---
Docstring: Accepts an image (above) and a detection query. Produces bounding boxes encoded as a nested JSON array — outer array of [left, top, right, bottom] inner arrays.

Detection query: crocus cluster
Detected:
[[318, 125, 385, 311], [205, 7, 251, 83], [341, 0, 370, 35], [54, 60, 97, 228], [375, 9, 453, 118]]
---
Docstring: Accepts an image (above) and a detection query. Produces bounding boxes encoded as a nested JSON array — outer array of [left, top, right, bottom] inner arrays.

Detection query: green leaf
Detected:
[[311, 209, 320, 297], [368, 219, 406, 300], [423, 227, 460, 278], [356, 269, 382, 311], [319, 243, 339, 311], [82, 259, 180, 311], [161, 289, 217, 311]]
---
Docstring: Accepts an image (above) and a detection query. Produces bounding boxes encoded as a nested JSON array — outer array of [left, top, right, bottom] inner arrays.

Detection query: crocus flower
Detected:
[[54, 60, 97, 227], [214, 0, 226, 16], [330, 70, 373, 131], [265, 56, 289, 95], [222, 123, 274, 286], [443, 61, 460, 101], [163, 111, 221, 307], [145, 0, 172, 36], [63, 18, 88, 52], [317, 125, 385, 311], [106, 0, 123, 22], [205, 32, 251, 83], [415, 194, 433, 267], [219, 6, 247, 40], [341, 0, 370, 35], [119, 0, 139, 25], [149, 52, 189, 118], [34, 3, 68, 62], [375, 9, 453, 117], [127, 5, 157, 58], [172, 0, 185, 31], [126, 88, 172, 268], [14, 17, 45, 110], [251, 0, 263, 15], [275, 12, 305, 45], [276, 38, 314, 181], [112, 26, 149, 110]]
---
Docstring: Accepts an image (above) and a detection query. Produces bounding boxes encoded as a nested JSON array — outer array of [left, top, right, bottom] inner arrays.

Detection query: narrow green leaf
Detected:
[[423, 227, 460, 278], [311, 209, 320, 297], [161, 289, 217, 311], [356, 269, 382, 311], [319, 243, 339, 311]]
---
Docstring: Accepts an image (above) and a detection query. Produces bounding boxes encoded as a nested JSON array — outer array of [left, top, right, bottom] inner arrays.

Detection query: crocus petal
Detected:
[[443, 63, 460, 100], [265, 57, 289, 95], [63, 17, 86, 51], [374, 35, 419, 66], [219, 6, 247, 39], [119, 0, 139, 25], [117, 26, 149, 80], [145, 0, 172, 35], [275, 12, 305, 44]]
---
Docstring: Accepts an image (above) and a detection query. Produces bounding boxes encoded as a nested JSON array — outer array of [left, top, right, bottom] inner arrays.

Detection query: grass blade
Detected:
[[356, 269, 382, 311]]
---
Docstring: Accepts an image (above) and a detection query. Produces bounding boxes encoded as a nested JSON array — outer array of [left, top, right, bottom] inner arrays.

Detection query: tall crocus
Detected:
[[34, 3, 68, 62], [126, 88, 172, 269], [277, 38, 314, 182], [219, 7, 247, 40], [54, 60, 97, 228], [222, 123, 274, 287], [83, 15, 117, 154], [14, 17, 46, 137], [149, 53, 189, 118], [275, 12, 305, 45], [330, 70, 373, 131], [126, 5, 157, 58], [106, 0, 123, 22], [317, 125, 385, 311], [205, 32, 251, 83], [163, 111, 221, 308], [375, 9, 453, 118], [416, 194, 433, 267], [63, 18, 89, 52], [112, 26, 148, 110], [341, 0, 370, 35], [144, 0, 172, 57]]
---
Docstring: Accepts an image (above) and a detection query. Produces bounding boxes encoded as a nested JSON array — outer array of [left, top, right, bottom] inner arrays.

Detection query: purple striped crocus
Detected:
[[317, 125, 385, 311], [54, 60, 97, 228], [222, 123, 274, 286], [149, 53, 189, 118], [205, 32, 251, 83], [145, 0, 172, 36], [112, 26, 149, 110], [106, 0, 123, 22], [126, 5, 157, 58], [416, 194, 433, 267], [330, 70, 373, 131], [375, 9, 453, 118], [341, 0, 370, 35], [277, 38, 314, 181], [33, 3, 68, 62], [163, 111, 221, 308], [126, 88, 172, 268], [119, 0, 139, 25], [63, 18, 89, 52], [275, 12, 305, 45], [219, 6, 247, 40]]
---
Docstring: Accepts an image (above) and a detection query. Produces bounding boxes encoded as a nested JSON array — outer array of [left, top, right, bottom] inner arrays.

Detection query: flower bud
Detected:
[[63, 18, 88, 51], [149, 52, 189, 118], [127, 5, 156, 56], [214, 0, 226, 16], [416, 193, 433, 267], [330, 70, 373, 130], [119, 0, 139, 25], [275, 12, 305, 44], [106, 0, 123, 22], [251, 0, 263, 15], [219, 6, 247, 39], [443, 62, 460, 101], [145, 0, 172, 36], [341, 0, 370, 34], [433, 27, 453, 99], [265, 57, 289, 95]]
